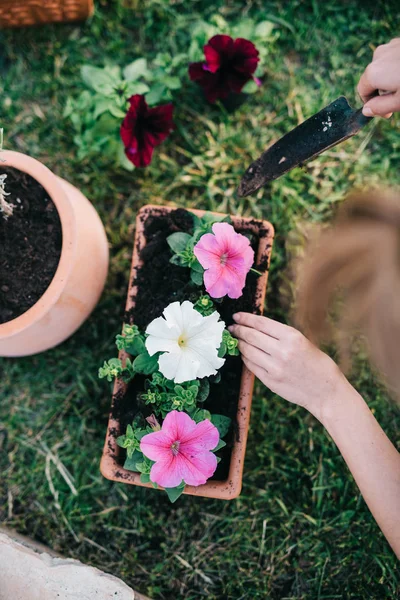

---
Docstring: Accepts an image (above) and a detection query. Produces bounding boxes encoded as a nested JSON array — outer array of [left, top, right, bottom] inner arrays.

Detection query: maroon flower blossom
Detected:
[[189, 34, 260, 103], [120, 95, 174, 168]]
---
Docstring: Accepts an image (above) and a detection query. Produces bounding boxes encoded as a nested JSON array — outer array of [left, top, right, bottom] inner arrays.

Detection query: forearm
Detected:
[[322, 379, 400, 558]]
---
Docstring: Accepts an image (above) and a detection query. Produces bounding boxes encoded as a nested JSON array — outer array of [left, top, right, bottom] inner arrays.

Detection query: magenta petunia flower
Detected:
[[140, 410, 219, 488], [188, 34, 260, 103], [194, 222, 254, 299], [120, 94, 174, 168]]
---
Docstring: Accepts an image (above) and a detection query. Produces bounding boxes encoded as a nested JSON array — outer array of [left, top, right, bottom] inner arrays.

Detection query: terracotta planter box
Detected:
[[0, 0, 94, 28], [101, 205, 274, 500], [0, 150, 109, 357]]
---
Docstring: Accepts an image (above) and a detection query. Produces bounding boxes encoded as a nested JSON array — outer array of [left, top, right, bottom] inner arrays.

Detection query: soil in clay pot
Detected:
[[0, 166, 62, 324], [111, 208, 272, 481]]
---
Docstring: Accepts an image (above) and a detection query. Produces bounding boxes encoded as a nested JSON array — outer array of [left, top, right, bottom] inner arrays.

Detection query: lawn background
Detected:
[[1, 1, 399, 598]]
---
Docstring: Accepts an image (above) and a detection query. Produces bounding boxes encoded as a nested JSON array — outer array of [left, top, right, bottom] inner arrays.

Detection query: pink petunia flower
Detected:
[[120, 94, 174, 168], [193, 222, 254, 299], [140, 411, 219, 488], [188, 34, 260, 103]]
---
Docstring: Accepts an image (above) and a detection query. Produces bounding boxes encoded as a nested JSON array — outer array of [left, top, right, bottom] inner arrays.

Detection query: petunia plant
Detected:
[[187, 15, 280, 102], [64, 58, 181, 170], [100, 301, 236, 502], [98, 209, 256, 502]]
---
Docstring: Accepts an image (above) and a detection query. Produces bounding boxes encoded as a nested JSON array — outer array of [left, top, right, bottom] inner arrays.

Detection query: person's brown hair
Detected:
[[295, 189, 400, 393]]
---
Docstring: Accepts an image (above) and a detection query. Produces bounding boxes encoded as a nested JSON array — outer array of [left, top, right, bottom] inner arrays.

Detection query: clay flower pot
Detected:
[[0, 0, 94, 28], [0, 150, 109, 357], [101, 205, 274, 500]]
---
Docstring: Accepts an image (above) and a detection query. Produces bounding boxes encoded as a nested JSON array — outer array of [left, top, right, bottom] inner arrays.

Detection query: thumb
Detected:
[[362, 92, 400, 118]]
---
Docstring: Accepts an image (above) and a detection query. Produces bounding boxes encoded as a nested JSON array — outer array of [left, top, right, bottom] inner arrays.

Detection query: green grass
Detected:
[[1, 1, 400, 598]]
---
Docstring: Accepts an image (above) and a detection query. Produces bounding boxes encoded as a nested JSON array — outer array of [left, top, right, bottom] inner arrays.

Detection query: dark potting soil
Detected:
[[112, 208, 271, 480], [0, 166, 62, 324]]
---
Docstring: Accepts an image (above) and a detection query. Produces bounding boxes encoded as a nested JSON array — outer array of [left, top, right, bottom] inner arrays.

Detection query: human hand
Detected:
[[229, 313, 349, 424], [358, 38, 400, 118]]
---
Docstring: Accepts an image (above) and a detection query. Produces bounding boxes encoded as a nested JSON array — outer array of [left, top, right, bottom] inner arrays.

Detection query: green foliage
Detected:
[[117, 424, 141, 458], [64, 57, 183, 170], [211, 414, 232, 437], [142, 375, 210, 417], [99, 325, 159, 383], [192, 408, 212, 423], [194, 294, 216, 316], [98, 357, 135, 382], [165, 481, 186, 503], [218, 329, 240, 357]]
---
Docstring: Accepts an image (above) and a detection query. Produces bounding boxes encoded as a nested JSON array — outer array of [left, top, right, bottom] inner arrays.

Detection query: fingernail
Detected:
[[228, 325, 234, 332], [362, 106, 374, 117], [233, 313, 240, 321], [384, 112, 393, 119]]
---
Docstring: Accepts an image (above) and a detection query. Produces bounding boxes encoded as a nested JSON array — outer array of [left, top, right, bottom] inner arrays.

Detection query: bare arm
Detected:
[[230, 312, 400, 558]]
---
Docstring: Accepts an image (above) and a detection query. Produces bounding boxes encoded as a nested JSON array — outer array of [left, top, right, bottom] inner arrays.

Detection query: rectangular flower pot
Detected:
[[100, 205, 274, 500]]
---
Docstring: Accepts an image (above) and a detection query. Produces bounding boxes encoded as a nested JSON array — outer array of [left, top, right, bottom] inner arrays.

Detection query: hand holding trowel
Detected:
[[238, 38, 400, 197]]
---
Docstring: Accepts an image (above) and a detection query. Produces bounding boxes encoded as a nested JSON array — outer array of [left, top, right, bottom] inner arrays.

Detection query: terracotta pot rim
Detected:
[[0, 151, 77, 338], [101, 204, 274, 499]]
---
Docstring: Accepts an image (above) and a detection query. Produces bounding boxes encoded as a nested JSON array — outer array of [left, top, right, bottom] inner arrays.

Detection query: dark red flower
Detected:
[[189, 34, 260, 103], [120, 95, 174, 168]]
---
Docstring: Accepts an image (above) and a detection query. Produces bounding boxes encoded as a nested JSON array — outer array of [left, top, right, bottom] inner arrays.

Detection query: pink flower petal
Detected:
[[193, 233, 223, 270], [204, 267, 229, 299], [162, 410, 197, 442], [181, 419, 219, 452], [175, 451, 217, 486], [149, 455, 182, 488], [140, 430, 174, 461]]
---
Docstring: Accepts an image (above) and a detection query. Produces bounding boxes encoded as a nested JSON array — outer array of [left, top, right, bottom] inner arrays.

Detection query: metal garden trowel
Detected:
[[238, 96, 373, 197]]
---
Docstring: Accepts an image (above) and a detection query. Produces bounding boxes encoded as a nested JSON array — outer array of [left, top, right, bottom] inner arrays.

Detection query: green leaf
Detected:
[[211, 414, 232, 437], [192, 408, 212, 423], [232, 18, 255, 39], [190, 269, 203, 286], [242, 80, 259, 94], [163, 75, 181, 90], [146, 83, 167, 106], [218, 342, 227, 358], [123, 449, 143, 471], [165, 482, 185, 503], [123, 58, 149, 81], [197, 378, 210, 403], [134, 429, 148, 441], [191, 260, 204, 273], [126, 81, 150, 96], [117, 143, 135, 171], [254, 20, 275, 39], [140, 473, 151, 484], [133, 352, 159, 375], [108, 104, 127, 119], [213, 439, 226, 452], [125, 336, 146, 356], [81, 65, 121, 95], [93, 98, 115, 120], [167, 232, 192, 254], [91, 112, 120, 136]]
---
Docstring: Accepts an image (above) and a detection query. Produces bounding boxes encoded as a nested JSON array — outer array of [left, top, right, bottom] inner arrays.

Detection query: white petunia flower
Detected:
[[145, 300, 225, 383]]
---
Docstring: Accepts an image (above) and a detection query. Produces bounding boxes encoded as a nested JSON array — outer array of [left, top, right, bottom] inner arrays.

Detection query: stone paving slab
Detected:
[[0, 529, 151, 600]]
